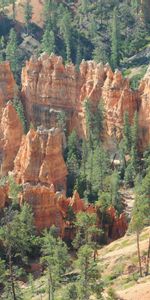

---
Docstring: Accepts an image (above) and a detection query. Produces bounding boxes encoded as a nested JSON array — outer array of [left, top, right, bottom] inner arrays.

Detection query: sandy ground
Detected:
[[117, 280, 150, 300]]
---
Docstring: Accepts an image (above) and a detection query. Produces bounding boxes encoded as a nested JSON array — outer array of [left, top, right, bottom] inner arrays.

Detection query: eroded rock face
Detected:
[[138, 66, 150, 148], [102, 69, 137, 139], [20, 184, 87, 234], [14, 127, 68, 191], [0, 103, 23, 176], [22, 54, 137, 140], [0, 62, 16, 102], [0, 184, 8, 209]]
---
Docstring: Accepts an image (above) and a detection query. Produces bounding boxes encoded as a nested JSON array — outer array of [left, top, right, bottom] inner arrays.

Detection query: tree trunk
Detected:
[[48, 266, 54, 300], [12, 1, 16, 22], [8, 251, 17, 300], [136, 231, 142, 277], [145, 237, 150, 276]]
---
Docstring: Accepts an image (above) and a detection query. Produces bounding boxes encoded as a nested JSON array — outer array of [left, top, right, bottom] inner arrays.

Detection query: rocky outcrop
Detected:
[[20, 184, 87, 234], [22, 54, 137, 140], [0, 184, 8, 209], [102, 68, 137, 139], [138, 66, 150, 148], [107, 207, 128, 240], [0, 62, 16, 115], [19, 182, 126, 241], [0, 103, 23, 176], [14, 127, 67, 191]]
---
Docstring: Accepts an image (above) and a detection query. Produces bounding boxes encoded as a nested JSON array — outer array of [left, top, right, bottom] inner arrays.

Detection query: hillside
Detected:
[[14, 227, 150, 299], [0, 1, 150, 299], [98, 226, 150, 300]]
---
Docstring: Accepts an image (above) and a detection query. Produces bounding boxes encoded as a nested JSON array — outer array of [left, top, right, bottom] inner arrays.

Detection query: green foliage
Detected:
[[6, 29, 19, 80], [0, 203, 35, 299], [57, 110, 67, 130], [59, 8, 72, 62], [41, 228, 69, 300], [41, 23, 55, 55], [61, 283, 78, 300], [24, 0, 33, 34], [111, 8, 120, 69], [123, 112, 132, 154], [13, 90, 27, 133], [130, 166, 150, 233], [0, 36, 5, 62], [73, 212, 100, 249], [8, 175, 22, 203], [66, 130, 81, 196], [130, 67, 148, 90], [76, 244, 103, 300]]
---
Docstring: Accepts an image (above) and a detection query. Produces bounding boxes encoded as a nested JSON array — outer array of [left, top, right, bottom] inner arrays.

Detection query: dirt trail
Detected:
[[120, 187, 135, 218]]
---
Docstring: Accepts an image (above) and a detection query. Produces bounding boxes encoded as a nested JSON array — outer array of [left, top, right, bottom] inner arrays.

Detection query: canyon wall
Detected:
[[21, 54, 138, 141], [138, 65, 150, 148], [0, 103, 23, 176], [0, 57, 133, 240], [14, 127, 67, 191]]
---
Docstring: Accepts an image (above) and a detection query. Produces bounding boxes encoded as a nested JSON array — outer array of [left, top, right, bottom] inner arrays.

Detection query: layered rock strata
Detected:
[[14, 127, 67, 191], [0, 103, 23, 176], [138, 65, 150, 148], [0, 62, 16, 103], [21, 54, 137, 140], [19, 183, 126, 241]]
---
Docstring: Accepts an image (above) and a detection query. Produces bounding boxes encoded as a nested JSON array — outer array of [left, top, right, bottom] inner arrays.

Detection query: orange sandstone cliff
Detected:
[[21, 54, 138, 141], [0, 103, 23, 176], [138, 65, 150, 148], [0, 56, 142, 240], [14, 127, 68, 191]]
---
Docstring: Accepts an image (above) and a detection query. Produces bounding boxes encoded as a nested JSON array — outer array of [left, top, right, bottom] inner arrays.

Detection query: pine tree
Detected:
[[66, 130, 81, 196], [41, 228, 69, 300], [73, 212, 99, 249], [111, 7, 120, 69], [59, 10, 72, 62], [131, 111, 139, 170], [41, 23, 55, 55], [24, 0, 33, 34], [0, 36, 5, 62], [92, 145, 109, 194], [123, 111, 132, 154], [76, 244, 103, 300], [0, 203, 35, 299], [110, 171, 123, 213], [10, 0, 17, 22], [6, 29, 19, 80], [84, 99, 93, 147], [130, 170, 150, 277], [13, 87, 27, 133]]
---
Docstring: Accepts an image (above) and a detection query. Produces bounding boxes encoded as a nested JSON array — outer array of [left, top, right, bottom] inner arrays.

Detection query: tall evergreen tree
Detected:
[[130, 170, 150, 277], [41, 228, 69, 300], [0, 203, 35, 300], [111, 7, 120, 69], [0, 36, 5, 62], [41, 23, 55, 55], [6, 29, 19, 80], [24, 0, 33, 34], [59, 10, 72, 62], [76, 244, 103, 300], [123, 111, 132, 154]]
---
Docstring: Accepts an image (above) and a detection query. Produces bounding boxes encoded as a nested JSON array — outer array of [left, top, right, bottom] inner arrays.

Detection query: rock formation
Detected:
[[14, 127, 67, 191], [0, 103, 23, 176], [21, 54, 138, 141], [138, 65, 150, 148], [102, 68, 137, 139], [0, 184, 8, 209], [0, 62, 16, 102]]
